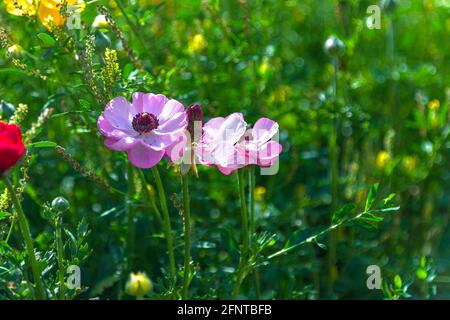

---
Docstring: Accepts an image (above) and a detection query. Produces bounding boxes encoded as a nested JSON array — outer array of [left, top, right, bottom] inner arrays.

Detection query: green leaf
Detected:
[[78, 99, 91, 111], [394, 275, 403, 289], [365, 183, 379, 212], [37, 33, 56, 46], [0, 212, 11, 220], [28, 141, 57, 149], [332, 203, 356, 224]]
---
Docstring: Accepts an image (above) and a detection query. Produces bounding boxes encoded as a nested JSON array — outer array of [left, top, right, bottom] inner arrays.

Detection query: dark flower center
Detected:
[[132, 112, 159, 134]]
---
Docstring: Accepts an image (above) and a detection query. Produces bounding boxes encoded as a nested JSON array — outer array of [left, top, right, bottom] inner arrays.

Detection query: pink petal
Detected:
[[127, 141, 165, 169], [257, 141, 282, 166], [104, 136, 137, 151], [164, 132, 187, 162], [158, 99, 185, 122], [142, 133, 178, 150], [202, 117, 225, 142], [252, 117, 279, 143], [104, 96, 134, 131], [212, 113, 247, 145], [155, 111, 187, 135], [132, 92, 168, 116], [217, 165, 237, 175]]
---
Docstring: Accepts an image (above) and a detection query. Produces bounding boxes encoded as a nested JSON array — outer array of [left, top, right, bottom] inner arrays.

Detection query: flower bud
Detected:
[[187, 104, 203, 143], [324, 36, 345, 57], [125, 272, 152, 298], [51, 196, 70, 213]]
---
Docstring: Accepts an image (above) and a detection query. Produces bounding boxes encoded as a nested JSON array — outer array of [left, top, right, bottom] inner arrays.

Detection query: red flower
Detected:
[[0, 121, 25, 174]]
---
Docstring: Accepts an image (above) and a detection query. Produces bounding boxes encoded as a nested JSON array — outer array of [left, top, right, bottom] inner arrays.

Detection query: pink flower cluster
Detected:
[[98, 93, 282, 174]]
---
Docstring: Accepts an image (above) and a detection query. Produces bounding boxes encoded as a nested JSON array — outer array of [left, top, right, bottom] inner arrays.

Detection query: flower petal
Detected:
[[104, 136, 137, 151], [252, 117, 279, 143], [127, 141, 165, 169], [104, 96, 134, 131], [164, 132, 187, 163], [155, 111, 187, 135], [158, 99, 184, 122], [132, 92, 168, 116]]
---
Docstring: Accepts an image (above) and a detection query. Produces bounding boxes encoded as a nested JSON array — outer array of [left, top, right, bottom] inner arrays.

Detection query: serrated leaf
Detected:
[[365, 183, 379, 211]]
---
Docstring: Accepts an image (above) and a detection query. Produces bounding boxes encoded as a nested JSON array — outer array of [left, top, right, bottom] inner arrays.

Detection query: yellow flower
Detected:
[[4, 0, 36, 16], [125, 272, 152, 298], [376, 150, 390, 169], [402, 155, 418, 172], [255, 186, 266, 201], [188, 34, 207, 53], [428, 99, 440, 111], [258, 58, 270, 76], [3, 0, 86, 30]]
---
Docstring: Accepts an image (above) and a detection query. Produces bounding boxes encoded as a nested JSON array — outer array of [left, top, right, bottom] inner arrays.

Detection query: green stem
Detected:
[[182, 174, 191, 299], [55, 214, 65, 300], [327, 55, 339, 297], [151, 166, 176, 284], [248, 166, 261, 298], [138, 170, 163, 227], [232, 170, 250, 299], [127, 163, 136, 271], [114, 0, 149, 53], [4, 177, 46, 300]]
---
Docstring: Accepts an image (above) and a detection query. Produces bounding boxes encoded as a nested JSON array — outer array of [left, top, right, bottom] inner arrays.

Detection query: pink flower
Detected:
[[98, 93, 187, 169], [196, 113, 247, 175], [235, 117, 282, 167], [196, 115, 282, 175]]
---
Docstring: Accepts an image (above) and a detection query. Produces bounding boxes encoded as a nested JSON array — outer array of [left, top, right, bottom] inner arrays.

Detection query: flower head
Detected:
[[235, 118, 282, 167], [98, 93, 187, 169], [125, 272, 152, 298], [196, 113, 247, 175], [196, 114, 282, 175], [3, 0, 86, 30], [0, 121, 25, 175]]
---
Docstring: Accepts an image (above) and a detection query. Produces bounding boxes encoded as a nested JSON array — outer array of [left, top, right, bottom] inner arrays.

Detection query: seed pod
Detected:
[[51, 196, 70, 213], [324, 36, 345, 57]]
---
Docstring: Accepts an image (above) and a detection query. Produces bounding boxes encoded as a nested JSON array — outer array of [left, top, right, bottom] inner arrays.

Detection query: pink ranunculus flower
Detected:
[[97, 93, 187, 169], [196, 113, 248, 175], [235, 117, 282, 167]]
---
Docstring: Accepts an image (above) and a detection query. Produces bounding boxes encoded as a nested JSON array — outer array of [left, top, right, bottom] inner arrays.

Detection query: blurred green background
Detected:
[[0, 0, 449, 299]]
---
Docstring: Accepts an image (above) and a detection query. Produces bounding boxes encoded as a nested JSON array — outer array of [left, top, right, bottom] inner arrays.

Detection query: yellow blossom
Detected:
[[3, 0, 86, 31], [188, 34, 207, 53], [428, 99, 440, 111], [255, 186, 266, 201], [402, 155, 418, 172], [376, 150, 390, 169], [125, 272, 152, 298], [258, 59, 270, 76]]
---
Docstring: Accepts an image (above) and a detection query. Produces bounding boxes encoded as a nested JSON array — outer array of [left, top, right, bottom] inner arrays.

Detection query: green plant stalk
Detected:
[[4, 177, 46, 300], [55, 214, 65, 300], [138, 170, 163, 227], [248, 166, 261, 298], [152, 166, 176, 284], [114, 0, 149, 53], [232, 169, 250, 299], [127, 163, 136, 270], [327, 55, 339, 297], [182, 174, 191, 299]]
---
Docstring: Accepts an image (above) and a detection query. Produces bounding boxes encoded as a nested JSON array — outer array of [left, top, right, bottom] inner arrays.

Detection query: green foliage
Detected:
[[0, 0, 449, 300]]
